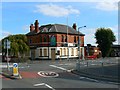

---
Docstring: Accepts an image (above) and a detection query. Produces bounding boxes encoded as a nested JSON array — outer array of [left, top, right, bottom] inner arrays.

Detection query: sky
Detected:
[[1, 0, 119, 46]]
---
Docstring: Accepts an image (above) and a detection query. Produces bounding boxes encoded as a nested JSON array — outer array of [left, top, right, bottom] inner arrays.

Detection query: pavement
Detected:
[[1, 68, 22, 79], [72, 64, 120, 84]]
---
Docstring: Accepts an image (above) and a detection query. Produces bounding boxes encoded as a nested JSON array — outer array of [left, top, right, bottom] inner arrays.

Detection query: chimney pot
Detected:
[[30, 24, 35, 32], [72, 23, 77, 30]]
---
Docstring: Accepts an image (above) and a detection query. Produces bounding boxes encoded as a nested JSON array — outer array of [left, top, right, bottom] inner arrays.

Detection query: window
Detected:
[[29, 39, 32, 43], [44, 36, 47, 42], [65, 35, 67, 42], [76, 48, 78, 56], [39, 49, 42, 56], [60, 48, 62, 56], [62, 35, 64, 42], [44, 48, 47, 56], [74, 36, 76, 43], [71, 48, 74, 56], [40, 36, 42, 42], [64, 48, 66, 56]]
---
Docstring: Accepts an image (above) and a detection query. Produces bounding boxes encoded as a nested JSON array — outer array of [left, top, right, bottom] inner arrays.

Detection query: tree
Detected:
[[95, 28, 116, 57], [2, 34, 29, 58]]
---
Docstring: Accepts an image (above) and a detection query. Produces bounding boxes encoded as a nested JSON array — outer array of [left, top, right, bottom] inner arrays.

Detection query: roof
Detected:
[[26, 24, 85, 36], [112, 45, 120, 48]]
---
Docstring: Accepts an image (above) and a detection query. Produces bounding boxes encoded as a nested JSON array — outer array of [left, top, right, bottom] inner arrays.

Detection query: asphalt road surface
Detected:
[[1, 57, 120, 89]]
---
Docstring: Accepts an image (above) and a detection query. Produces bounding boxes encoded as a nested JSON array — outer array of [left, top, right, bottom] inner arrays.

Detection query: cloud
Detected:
[[22, 25, 30, 33], [83, 25, 119, 46], [109, 25, 119, 44], [95, 2, 118, 11], [34, 4, 80, 17], [84, 33, 97, 46], [0, 30, 11, 40], [81, 28, 97, 46], [2, 0, 119, 2]]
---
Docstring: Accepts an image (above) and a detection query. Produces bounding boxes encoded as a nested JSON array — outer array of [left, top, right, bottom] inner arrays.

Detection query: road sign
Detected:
[[4, 39, 11, 49], [13, 63, 19, 76]]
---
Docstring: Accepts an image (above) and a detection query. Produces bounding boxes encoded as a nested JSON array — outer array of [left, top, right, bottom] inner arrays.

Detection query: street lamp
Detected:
[[76, 25, 86, 71], [78, 26, 86, 60]]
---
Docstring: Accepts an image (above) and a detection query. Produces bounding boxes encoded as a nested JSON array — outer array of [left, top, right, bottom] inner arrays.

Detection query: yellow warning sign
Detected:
[[13, 63, 19, 76]]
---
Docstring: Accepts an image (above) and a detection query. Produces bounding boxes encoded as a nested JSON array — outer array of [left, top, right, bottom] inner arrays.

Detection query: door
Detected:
[[31, 49, 35, 60], [51, 48, 56, 61]]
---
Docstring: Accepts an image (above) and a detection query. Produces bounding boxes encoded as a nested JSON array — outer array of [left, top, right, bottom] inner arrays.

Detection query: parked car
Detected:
[[86, 55, 97, 60]]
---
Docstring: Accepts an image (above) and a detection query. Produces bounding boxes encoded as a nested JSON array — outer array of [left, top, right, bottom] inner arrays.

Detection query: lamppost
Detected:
[[76, 25, 86, 71]]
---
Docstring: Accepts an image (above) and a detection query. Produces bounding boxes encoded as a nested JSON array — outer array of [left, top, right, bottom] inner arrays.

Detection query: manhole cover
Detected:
[[38, 71, 59, 77]]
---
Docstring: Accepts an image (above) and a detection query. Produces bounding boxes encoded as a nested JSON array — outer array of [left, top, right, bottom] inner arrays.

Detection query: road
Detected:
[[1, 57, 120, 89]]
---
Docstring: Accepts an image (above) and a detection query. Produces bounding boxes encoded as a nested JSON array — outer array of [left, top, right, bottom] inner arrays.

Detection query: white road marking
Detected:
[[59, 63, 72, 66], [50, 65, 67, 71], [34, 83, 55, 90], [107, 82, 119, 85], [79, 77, 86, 79], [37, 71, 59, 77], [45, 83, 55, 90], [34, 83, 45, 86], [50, 65, 72, 72], [85, 77, 99, 82]]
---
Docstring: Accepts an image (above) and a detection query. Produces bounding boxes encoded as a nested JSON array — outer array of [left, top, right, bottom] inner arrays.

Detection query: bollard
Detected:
[[76, 62, 80, 71], [101, 62, 104, 67], [101, 62, 104, 74], [87, 62, 88, 67], [59, 58, 62, 64], [13, 63, 19, 76]]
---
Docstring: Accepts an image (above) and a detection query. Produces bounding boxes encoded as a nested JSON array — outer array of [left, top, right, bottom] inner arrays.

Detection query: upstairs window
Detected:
[[29, 39, 32, 43], [62, 35, 64, 42], [74, 36, 76, 43], [40, 36, 42, 42], [44, 36, 47, 42], [65, 35, 67, 42]]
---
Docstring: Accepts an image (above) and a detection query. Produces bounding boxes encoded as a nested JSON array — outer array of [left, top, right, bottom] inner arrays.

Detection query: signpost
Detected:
[[4, 39, 11, 71], [13, 63, 19, 76]]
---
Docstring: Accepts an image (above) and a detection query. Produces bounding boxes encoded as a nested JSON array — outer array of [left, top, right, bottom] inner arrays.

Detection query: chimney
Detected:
[[72, 23, 77, 30], [34, 20, 39, 33], [30, 24, 35, 32]]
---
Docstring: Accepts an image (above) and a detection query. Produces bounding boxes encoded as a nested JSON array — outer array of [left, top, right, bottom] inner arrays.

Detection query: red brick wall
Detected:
[[80, 36, 84, 47], [27, 33, 84, 47]]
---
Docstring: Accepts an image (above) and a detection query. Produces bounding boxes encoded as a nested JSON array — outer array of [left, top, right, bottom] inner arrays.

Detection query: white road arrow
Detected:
[[34, 83, 55, 90]]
